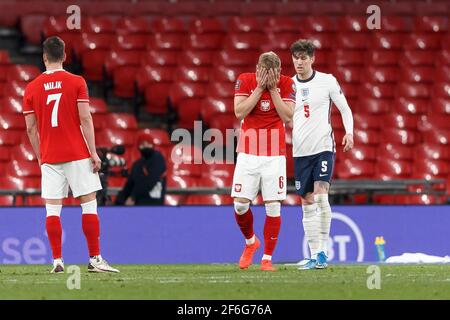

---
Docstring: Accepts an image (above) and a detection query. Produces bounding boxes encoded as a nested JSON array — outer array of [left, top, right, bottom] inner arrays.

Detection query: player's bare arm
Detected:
[[78, 102, 101, 172], [342, 134, 354, 152], [25, 114, 41, 165], [234, 67, 267, 120], [267, 69, 294, 123]]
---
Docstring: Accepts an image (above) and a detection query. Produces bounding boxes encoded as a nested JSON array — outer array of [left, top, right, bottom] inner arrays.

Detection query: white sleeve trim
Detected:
[[23, 110, 35, 114]]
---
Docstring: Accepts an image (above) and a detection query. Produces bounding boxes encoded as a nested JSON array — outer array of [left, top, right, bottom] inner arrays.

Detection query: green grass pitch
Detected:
[[1, 264, 450, 299]]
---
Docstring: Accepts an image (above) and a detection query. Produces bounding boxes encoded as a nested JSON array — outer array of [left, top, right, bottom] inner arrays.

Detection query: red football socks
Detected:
[[263, 216, 281, 256], [46, 216, 62, 259], [82, 214, 100, 257], [234, 208, 254, 240]]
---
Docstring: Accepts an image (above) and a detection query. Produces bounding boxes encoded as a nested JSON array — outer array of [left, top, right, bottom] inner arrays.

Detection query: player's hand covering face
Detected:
[[256, 65, 268, 89], [266, 68, 280, 91], [342, 134, 354, 152]]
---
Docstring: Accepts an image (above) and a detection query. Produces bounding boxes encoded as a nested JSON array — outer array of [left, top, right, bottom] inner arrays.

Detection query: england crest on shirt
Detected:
[[260, 100, 270, 111], [301, 88, 309, 98]]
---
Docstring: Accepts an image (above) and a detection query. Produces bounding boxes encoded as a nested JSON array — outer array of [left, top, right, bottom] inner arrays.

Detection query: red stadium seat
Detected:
[[0, 195, 14, 206], [184, 33, 224, 50], [423, 129, 450, 145], [166, 174, 197, 189], [196, 175, 232, 188], [113, 34, 149, 51], [396, 84, 430, 99], [214, 50, 258, 67], [188, 18, 225, 34], [185, 194, 233, 206], [105, 50, 143, 75], [1, 96, 23, 114], [377, 144, 413, 160], [162, 1, 202, 17], [147, 33, 185, 51], [223, 33, 265, 51], [137, 65, 175, 91], [144, 83, 173, 114], [400, 50, 436, 67], [303, 16, 336, 33], [229, 17, 262, 33], [0, 131, 23, 146], [0, 114, 26, 130], [418, 114, 450, 131], [353, 129, 380, 145], [371, 33, 405, 50], [208, 82, 236, 99], [359, 83, 395, 99], [170, 145, 203, 177], [415, 144, 450, 160], [151, 17, 186, 34], [262, 33, 299, 52], [328, 50, 365, 67], [436, 66, 450, 83], [117, 17, 151, 35], [413, 159, 449, 179], [240, 2, 274, 16], [400, 67, 434, 83], [7, 160, 40, 178], [381, 113, 419, 129], [403, 34, 443, 50], [335, 159, 375, 179], [137, 128, 171, 148], [170, 83, 207, 129], [394, 97, 428, 115], [380, 128, 418, 145], [105, 113, 138, 131], [352, 113, 381, 130], [380, 16, 412, 33], [338, 145, 377, 161], [202, 162, 235, 179], [11, 143, 37, 162], [375, 159, 412, 180], [437, 50, 450, 65], [338, 16, 367, 33], [264, 17, 299, 33], [415, 16, 448, 33], [82, 16, 116, 34], [165, 194, 186, 206], [310, 2, 344, 16], [96, 129, 136, 148], [178, 50, 213, 67], [3, 81, 27, 98], [274, 2, 309, 16], [0, 50, 11, 65], [364, 67, 399, 84], [208, 114, 240, 135], [0, 146, 10, 162], [331, 66, 361, 83], [209, 66, 249, 83], [432, 82, 450, 98], [356, 98, 390, 114], [89, 98, 108, 114], [200, 97, 234, 124], [79, 34, 115, 81], [365, 50, 401, 66], [339, 83, 359, 99], [430, 98, 450, 114], [7, 65, 41, 82], [174, 66, 210, 83], [141, 50, 178, 67], [336, 34, 368, 50]]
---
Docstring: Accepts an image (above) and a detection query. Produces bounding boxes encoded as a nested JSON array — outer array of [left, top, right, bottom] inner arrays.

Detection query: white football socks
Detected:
[[301, 203, 320, 260], [315, 194, 332, 256]]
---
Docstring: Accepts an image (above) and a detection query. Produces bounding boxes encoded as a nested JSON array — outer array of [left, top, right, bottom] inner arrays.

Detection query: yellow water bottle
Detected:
[[375, 236, 386, 262]]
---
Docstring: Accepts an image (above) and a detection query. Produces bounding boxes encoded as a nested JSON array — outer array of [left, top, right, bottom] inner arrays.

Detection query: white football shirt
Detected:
[[292, 70, 353, 157]]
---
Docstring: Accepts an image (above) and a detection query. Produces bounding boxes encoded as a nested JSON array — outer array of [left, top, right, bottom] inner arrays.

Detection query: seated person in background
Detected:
[[115, 132, 167, 206]]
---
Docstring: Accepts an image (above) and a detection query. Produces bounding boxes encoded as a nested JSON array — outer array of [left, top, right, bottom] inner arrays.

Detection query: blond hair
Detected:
[[257, 51, 281, 70]]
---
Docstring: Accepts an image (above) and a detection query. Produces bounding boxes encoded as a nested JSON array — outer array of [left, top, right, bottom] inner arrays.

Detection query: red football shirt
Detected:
[[23, 69, 91, 164], [234, 73, 296, 156]]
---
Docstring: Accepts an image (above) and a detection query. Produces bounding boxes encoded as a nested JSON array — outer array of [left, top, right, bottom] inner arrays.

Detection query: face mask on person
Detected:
[[140, 147, 154, 159]]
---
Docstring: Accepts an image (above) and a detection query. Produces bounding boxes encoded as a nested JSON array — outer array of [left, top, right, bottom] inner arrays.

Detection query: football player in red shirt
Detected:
[[232, 52, 296, 271], [23, 36, 119, 273]]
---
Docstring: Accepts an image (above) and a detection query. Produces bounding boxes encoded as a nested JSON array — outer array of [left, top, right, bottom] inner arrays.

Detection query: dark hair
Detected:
[[43, 36, 65, 63], [290, 39, 315, 57]]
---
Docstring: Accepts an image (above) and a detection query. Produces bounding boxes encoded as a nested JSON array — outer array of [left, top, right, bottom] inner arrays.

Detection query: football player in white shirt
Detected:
[[290, 40, 354, 269]]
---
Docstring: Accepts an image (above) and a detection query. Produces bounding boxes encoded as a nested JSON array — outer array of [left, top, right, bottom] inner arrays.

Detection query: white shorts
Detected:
[[41, 158, 102, 199], [231, 153, 286, 201]]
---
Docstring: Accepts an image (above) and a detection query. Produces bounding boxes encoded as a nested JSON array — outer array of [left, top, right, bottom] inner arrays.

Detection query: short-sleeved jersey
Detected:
[[23, 69, 91, 164], [234, 73, 296, 156], [292, 70, 349, 157]]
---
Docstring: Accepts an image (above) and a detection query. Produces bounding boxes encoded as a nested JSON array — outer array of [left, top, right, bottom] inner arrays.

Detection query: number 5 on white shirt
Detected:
[[46, 93, 62, 127]]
